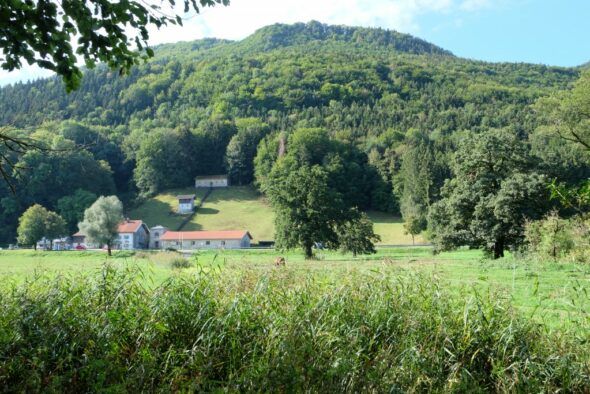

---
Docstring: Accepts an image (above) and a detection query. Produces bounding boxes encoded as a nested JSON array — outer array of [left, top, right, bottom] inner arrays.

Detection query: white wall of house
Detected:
[[149, 226, 167, 249], [178, 201, 194, 213], [161, 235, 250, 250], [118, 233, 135, 250], [195, 177, 228, 188]]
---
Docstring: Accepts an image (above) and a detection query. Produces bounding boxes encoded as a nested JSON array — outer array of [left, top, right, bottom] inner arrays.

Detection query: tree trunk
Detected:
[[304, 242, 313, 259], [493, 239, 505, 259], [107, 243, 112, 257], [411, 234, 415, 246], [33, 243, 37, 251]]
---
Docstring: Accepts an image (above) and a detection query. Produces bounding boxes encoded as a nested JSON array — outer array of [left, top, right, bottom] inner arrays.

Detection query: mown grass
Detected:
[[183, 186, 275, 243], [127, 187, 208, 229], [366, 210, 426, 245], [0, 264, 588, 392], [128, 186, 425, 245]]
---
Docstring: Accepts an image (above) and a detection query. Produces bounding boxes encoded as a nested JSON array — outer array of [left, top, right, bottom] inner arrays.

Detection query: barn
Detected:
[[195, 175, 229, 188], [159, 230, 252, 250]]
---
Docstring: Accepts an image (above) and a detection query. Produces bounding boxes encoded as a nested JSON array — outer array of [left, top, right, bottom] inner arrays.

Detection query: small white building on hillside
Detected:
[[159, 230, 252, 250], [176, 194, 196, 214], [195, 175, 229, 188]]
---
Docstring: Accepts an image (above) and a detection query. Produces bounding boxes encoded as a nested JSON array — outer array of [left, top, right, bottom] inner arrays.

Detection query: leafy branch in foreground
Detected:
[[0, 0, 229, 91], [0, 127, 46, 193]]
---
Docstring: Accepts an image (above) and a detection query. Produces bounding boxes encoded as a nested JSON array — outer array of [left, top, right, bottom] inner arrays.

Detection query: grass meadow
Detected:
[[128, 186, 421, 244], [1, 247, 588, 330], [1, 248, 588, 391]]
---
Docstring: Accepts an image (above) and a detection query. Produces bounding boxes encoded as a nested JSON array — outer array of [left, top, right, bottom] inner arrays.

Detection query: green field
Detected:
[[1, 247, 588, 330], [366, 210, 425, 245], [183, 186, 275, 242], [128, 187, 208, 230], [129, 186, 424, 244]]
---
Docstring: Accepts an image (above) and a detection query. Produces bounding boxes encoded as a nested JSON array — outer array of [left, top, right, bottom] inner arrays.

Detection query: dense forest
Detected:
[[0, 21, 588, 251]]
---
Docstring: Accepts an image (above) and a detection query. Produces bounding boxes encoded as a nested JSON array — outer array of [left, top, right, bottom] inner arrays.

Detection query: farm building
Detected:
[[195, 175, 229, 188], [116, 219, 150, 250], [176, 194, 195, 214], [72, 231, 100, 249], [149, 225, 168, 249], [73, 219, 150, 250], [159, 230, 252, 250]]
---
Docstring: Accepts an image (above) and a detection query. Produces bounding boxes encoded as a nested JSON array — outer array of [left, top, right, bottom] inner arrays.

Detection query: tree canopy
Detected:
[[78, 195, 123, 256], [1, 0, 229, 91], [428, 129, 550, 258]]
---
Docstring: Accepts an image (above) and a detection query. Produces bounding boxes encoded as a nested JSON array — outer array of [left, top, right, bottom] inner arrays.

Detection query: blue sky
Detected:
[[1, 0, 588, 86]]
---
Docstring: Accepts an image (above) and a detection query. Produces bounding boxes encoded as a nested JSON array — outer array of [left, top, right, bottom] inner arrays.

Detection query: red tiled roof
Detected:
[[117, 220, 144, 233], [160, 230, 251, 241], [73, 220, 145, 237]]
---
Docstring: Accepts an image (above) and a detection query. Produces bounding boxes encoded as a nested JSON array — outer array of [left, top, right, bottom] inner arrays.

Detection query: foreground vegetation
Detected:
[[0, 257, 588, 392], [1, 248, 588, 330]]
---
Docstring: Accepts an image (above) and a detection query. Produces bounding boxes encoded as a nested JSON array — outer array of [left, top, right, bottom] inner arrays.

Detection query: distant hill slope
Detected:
[[239, 21, 454, 55], [0, 21, 577, 128], [129, 186, 423, 245], [129, 186, 274, 242]]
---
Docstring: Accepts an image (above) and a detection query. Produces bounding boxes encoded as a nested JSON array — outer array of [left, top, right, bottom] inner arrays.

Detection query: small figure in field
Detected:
[[275, 256, 286, 266]]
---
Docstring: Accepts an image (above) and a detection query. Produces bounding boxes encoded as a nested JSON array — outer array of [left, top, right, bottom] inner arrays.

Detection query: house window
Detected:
[[191, 241, 195, 245], [221, 241, 225, 246], [154, 233, 159, 239], [124, 234, 130, 240], [175, 241, 180, 246], [205, 241, 210, 245]]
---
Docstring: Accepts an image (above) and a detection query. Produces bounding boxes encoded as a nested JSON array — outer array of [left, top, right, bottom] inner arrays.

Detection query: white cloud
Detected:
[[0, 0, 497, 85], [148, 0, 456, 44], [459, 0, 492, 11]]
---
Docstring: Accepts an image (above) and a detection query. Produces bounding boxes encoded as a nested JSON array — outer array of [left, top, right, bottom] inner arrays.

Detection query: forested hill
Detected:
[[0, 21, 587, 244], [0, 21, 575, 128]]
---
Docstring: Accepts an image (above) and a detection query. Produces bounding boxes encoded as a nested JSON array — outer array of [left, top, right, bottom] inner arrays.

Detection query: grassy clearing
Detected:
[[366, 210, 426, 245], [183, 186, 275, 242], [127, 187, 208, 229], [0, 261, 588, 392], [128, 187, 426, 245]]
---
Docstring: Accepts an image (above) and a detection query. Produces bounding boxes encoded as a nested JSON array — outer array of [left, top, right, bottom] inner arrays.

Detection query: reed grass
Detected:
[[0, 264, 588, 392]]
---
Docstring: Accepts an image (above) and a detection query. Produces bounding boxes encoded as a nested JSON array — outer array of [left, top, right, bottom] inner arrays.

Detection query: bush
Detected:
[[0, 265, 588, 392], [525, 211, 590, 262], [170, 256, 192, 269]]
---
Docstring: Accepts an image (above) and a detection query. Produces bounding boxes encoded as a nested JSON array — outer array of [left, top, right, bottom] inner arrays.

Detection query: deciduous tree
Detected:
[[78, 195, 123, 256], [17, 204, 48, 249], [429, 129, 549, 258]]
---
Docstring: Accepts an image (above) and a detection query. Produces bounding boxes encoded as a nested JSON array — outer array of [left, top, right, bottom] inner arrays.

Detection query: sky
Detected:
[[1, 0, 588, 86]]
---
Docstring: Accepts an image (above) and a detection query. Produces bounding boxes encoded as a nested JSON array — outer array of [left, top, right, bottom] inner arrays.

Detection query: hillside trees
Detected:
[[57, 189, 99, 233], [429, 129, 550, 258], [14, 135, 115, 208], [134, 128, 196, 196], [225, 118, 271, 185], [78, 196, 124, 256], [398, 134, 450, 242]]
